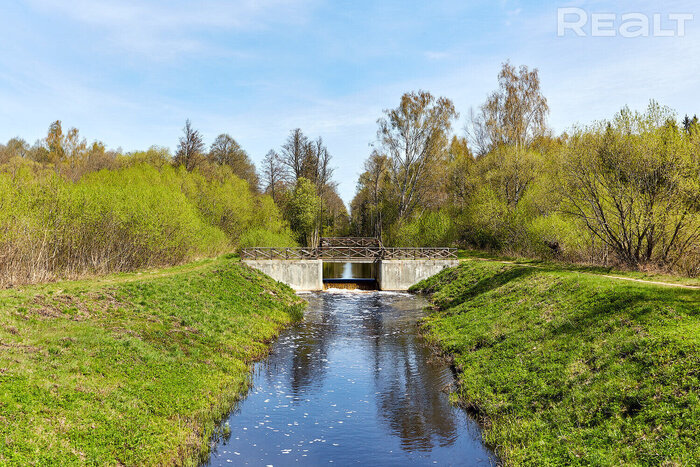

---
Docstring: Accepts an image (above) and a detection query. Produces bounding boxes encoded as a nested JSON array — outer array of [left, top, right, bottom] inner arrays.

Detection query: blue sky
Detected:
[[1, 0, 699, 202]]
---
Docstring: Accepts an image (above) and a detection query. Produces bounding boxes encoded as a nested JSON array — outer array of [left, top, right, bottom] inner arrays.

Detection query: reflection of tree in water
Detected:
[[263, 294, 338, 395], [361, 295, 459, 452], [260, 292, 459, 452]]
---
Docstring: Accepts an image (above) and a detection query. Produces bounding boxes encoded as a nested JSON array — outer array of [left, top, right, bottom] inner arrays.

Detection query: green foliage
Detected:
[[352, 96, 700, 274], [0, 256, 305, 465], [561, 102, 700, 268], [287, 177, 321, 246], [391, 210, 456, 247], [0, 160, 294, 285], [238, 228, 297, 249], [412, 261, 700, 466]]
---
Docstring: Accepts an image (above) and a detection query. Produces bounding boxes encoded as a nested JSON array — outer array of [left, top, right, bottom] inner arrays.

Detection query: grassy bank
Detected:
[[0, 255, 305, 465], [410, 261, 700, 466]]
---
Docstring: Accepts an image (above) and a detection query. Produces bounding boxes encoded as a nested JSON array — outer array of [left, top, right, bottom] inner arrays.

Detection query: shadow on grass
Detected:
[[545, 280, 700, 341], [435, 265, 539, 311]]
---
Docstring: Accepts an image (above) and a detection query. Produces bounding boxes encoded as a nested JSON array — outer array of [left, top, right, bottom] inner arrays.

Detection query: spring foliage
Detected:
[[0, 156, 294, 286], [351, 63, 700, 275]]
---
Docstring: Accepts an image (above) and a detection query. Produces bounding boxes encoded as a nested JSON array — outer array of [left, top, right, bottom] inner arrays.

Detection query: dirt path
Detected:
[[462, 258, 700, 290], [594, 274, 700, 289]]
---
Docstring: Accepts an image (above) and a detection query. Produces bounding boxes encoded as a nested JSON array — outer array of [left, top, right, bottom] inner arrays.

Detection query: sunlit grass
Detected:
[[411, 261, 700, 465], [457, 249, 700, 287], [0, 256, 304, 465]]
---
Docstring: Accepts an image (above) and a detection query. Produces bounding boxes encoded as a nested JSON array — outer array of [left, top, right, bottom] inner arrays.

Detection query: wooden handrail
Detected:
[[241, 245, 457, 261]]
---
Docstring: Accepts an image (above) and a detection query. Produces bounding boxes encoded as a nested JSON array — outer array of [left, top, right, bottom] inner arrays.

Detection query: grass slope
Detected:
[[0, 256, 304, 465], [410, 261, 700, 466]]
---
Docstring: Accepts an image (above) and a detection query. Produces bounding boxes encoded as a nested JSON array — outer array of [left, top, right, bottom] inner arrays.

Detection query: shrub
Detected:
[[0, 159, 294, 286]]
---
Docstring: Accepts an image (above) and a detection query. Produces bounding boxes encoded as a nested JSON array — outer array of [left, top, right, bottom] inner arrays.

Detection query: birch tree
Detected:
[[376, 90, 457, 221]]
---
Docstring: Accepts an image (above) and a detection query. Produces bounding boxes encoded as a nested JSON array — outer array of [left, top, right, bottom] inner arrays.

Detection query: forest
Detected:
[[1, 62, 699, 285], [349, 63, 700, 276], [0, 120, 347, 286]]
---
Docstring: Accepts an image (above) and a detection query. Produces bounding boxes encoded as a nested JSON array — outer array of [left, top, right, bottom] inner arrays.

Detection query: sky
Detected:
[[1, 0, 699, 202]]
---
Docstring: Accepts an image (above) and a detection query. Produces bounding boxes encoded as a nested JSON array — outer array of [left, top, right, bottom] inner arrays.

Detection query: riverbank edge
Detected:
[[0, 255, 306, 466], [409, 260, 700, 465]]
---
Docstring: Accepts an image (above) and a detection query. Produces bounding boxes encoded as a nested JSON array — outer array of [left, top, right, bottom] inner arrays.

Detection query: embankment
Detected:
[[411, 261, 700, 466], [0, 256, 304, 465]]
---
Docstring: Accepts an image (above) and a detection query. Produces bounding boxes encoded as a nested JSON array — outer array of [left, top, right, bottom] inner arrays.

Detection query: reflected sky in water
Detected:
[[206, 290, 496, 466], [323, 262, 376, 279]]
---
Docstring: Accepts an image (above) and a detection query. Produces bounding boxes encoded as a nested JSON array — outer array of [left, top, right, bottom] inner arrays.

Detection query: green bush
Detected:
[[0, 160, 295, 285], [392, 209, 456, 247]]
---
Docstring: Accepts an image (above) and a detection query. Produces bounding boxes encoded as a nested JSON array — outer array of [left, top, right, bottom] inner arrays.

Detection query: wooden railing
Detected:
[[241, 246, 457, 261], [320, 237, 383, 248], [382, 248, 458, 260]]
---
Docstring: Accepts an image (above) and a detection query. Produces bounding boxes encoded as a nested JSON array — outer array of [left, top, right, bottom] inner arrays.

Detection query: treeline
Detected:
[[0, 120, 347, 286], [259, 129, 350, 246], [351, 63, 700, 275]]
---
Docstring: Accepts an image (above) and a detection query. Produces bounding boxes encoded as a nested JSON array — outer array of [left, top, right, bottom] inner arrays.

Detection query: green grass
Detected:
[[0, 255, 305, 465], [457, 249, 700, 287], [410, 261, 700, 466]]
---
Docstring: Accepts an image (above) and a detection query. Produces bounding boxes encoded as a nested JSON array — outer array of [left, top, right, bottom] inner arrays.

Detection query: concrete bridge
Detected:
[[241, 237, 458, 291]]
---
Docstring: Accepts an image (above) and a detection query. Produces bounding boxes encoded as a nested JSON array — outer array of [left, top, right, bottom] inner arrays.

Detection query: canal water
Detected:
[[206, 265, 495, 466]]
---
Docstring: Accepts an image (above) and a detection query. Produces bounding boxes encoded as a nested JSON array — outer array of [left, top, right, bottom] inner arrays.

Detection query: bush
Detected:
[[0, 160, 295, 286], [392, 209, 456, 247]]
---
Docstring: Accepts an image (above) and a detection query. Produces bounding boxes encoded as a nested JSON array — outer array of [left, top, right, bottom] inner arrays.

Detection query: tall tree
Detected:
[[174, 119, 204, 171], [261, 149, 285, 204], [352, 151, 391, 238], [209, 133, 259, 190], [311, 137, 334, 193], [376, 90, 458, 221], [280, 128, 309, 182], [444, 136, 475, 207], [469, 62, 549, 155], [288, 177, 322, 247]]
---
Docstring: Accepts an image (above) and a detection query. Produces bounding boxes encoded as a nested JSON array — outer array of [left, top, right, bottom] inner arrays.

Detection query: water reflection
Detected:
[[323, 262, 376, 279], [207, 292, 496, 466]]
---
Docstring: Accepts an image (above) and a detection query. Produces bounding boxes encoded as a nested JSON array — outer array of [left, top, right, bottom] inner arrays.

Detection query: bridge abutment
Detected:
[[377, 259, 459, 291], [243, 258, 459, 292], [244, 259, 323, 291]]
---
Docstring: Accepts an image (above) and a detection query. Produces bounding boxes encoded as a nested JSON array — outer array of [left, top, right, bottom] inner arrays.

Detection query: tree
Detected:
[[279, 130, 335, 191], [45, 120, 66, 163], [261, 149, 286, 204], [36, 121, 90, 178], [682, 114, 699, 135], [351, 151, 391, 238], [0, 137, 29, 164], [469, 62, 549, 155], [309, 136, 334, 191], [561, 102, 700, 267], [287, 177, 321, 247], [208, 134, 259, 190], [321, 188, 350, 237], [174, 119, 204, 171], [280, 128, 309, 182], [376, 90, 458, 222], [444, 136, 475, 207]]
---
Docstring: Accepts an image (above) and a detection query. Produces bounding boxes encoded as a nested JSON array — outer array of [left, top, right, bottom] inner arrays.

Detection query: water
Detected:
[[206, 270, 496, 466], [323, 262, 376, 279]]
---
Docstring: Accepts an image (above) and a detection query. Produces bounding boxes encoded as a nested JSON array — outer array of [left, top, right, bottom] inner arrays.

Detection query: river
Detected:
[[206, 263, 496, 466]]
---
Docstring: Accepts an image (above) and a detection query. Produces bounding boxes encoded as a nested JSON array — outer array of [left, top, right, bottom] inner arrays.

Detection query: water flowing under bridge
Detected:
[[241, 237, 458, 291]]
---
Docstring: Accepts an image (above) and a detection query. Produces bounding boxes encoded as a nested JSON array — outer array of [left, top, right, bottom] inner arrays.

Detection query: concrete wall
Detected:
[[244, 259, 459, 292], [377, 260, 459, 291], [243, 260, 323, 291]]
